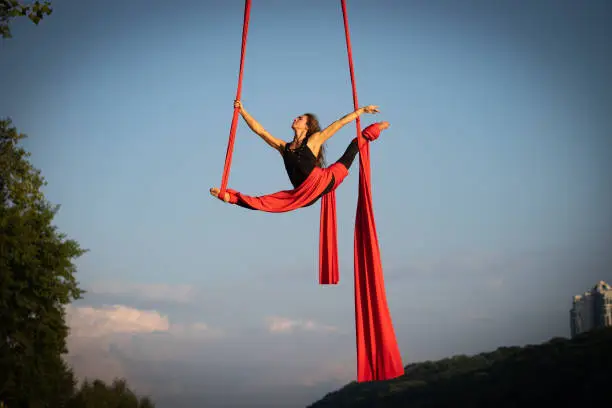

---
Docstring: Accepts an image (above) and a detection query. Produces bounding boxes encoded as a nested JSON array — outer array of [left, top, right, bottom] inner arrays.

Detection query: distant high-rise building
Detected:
[[570, 280, 612, 338]]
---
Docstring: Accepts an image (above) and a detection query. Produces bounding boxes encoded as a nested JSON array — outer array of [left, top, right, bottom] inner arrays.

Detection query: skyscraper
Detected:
[[570, 280, 612, 338]]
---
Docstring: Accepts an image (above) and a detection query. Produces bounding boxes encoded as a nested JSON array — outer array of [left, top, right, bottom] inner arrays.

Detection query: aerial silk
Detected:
[[216, 0, 404, 382]]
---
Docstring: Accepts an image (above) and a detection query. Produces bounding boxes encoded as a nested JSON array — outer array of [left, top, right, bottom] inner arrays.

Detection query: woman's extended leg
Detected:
[[335, 121, 390, 170], [335, 138, 360, 170]]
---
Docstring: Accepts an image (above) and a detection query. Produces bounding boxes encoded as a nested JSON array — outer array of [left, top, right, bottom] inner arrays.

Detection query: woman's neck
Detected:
[[292, 130, 308, 144]]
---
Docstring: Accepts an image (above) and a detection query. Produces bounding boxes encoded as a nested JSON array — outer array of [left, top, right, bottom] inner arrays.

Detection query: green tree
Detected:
[[0, 118, 86, 407], [1, 0, 52, 38], [67, 378, 156, 408]]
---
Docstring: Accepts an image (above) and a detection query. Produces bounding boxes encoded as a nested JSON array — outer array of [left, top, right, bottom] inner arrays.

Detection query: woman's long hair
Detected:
[[304, 113, 326, 167]]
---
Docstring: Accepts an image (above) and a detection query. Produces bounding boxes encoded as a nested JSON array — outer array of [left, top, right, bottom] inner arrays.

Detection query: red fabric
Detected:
[[224, 163, 346, 211], [341, 0, 404, 382], [354, 125, 404, 382], [224, 162, 348, 285], [219, 0, 251, 197], [217, 0, 404, 383]]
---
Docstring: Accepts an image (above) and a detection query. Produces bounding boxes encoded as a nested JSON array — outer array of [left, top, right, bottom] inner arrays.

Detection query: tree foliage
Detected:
[[67, 378, 156, 408], [1, 118, 85, 406], [1, 0, 52, 38], [308, 327, 612, 407]]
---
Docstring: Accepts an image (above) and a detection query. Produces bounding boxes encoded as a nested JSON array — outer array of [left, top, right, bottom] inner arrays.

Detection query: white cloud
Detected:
[[65, 304, 223, 342], [64, 304, 223, 392], [88, 282, 196, 304], [66, 304, 170, 337], [265, 316, 338, 334], [63, 305, 358, 406]]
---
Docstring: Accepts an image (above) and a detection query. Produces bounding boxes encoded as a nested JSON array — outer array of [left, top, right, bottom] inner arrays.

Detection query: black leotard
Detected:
[[281, 137, 360, 207], [282, 139, 319, 188], [282, 137, 360, 187]]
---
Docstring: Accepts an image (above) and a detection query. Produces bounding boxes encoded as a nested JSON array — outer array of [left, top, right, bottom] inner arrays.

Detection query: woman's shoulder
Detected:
[[277, 139, 288, 154], [306, 131, 324, 144], [306, 132, 323, 148]]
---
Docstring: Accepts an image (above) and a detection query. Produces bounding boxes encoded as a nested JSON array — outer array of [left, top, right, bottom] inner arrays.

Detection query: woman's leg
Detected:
[[335, 121, 389, 170], [335, 138, 359, 170]]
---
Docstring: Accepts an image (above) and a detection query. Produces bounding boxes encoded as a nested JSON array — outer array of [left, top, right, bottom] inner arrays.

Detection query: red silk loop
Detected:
[[216, 193, 232, 204], [362, 123, 382, 141]]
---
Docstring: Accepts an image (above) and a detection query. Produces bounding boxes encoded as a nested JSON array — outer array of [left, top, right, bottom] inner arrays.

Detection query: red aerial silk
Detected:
[[225, 161, 347, 285], [216, 0, 404, 382]]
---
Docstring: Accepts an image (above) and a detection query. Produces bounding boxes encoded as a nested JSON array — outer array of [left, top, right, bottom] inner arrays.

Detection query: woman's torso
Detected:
[[282, 139, 319, 188]]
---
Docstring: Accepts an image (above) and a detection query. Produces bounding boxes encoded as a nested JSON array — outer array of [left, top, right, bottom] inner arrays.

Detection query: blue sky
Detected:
[[2, 0, 611, 407]]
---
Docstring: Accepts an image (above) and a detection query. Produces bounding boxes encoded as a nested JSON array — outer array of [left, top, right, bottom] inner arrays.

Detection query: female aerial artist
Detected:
[[210, 101, 404, 382], [209, 100, 389, 208]]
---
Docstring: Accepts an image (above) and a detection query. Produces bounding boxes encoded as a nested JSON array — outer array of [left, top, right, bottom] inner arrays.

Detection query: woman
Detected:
[[210, 100, 389, 207]]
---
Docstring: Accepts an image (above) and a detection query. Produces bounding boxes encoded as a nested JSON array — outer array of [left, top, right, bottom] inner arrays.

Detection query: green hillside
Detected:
[[308, 327, 612, 407]]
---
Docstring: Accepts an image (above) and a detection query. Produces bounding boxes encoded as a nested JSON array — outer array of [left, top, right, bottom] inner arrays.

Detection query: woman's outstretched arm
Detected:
[[235, 100, 286, 153], [311, 105, 380, 145]]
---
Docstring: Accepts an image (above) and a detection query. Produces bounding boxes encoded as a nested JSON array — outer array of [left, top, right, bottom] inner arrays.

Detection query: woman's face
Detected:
[[292, 115, 308, 131]]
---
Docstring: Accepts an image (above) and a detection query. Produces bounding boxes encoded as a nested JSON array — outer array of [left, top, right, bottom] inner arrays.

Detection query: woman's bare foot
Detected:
[[378, 121, 390, 130], [210, 187, 230, 202]]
